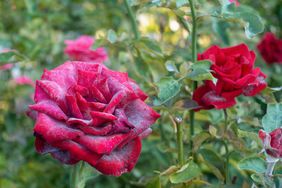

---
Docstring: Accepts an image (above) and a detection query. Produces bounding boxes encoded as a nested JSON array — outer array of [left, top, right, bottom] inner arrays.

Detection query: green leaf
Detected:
[[176, 0, 188, 8], [192, 132, 211, 152], [219, 4, 264, 38], [187, 60, 213, 81], [0, 50, 16, 64], [107, 29, 117, 44], [262, 103, 282, 133], [156, 77, 181, 104], [238, 156, 266, 173], [212, 19, 230, 45], [169, 161, 201, 184], [135, 37, 163, 58], [146, 176, 161, 188]]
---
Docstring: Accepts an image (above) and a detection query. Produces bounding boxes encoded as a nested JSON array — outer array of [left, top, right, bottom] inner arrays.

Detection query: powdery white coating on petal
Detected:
[[29, 61, 160, 176]]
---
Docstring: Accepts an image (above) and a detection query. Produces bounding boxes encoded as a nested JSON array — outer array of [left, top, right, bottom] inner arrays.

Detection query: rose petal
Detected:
[[34, 113, 83, 143], [29, 100, 68, 121], [94, 137, 141, 176]]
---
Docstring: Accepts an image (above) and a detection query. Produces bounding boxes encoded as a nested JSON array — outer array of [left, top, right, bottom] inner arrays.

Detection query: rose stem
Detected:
[[70, 163, 79, 188], [124, 0, 140, 39], [188, 0, 197, 156], [169, 115, 184, 166], [223, 109, 230, 185], [265, 161, 276, 176], [176, 117, 184, 166]]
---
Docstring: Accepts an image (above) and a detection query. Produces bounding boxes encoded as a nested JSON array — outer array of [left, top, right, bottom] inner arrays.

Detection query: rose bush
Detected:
[[29, 61, 160, 176], [259, 129, 282, 158], [193, 44, 267, 110], [64, 36, 108, 63], [257, 32, 282, 64]]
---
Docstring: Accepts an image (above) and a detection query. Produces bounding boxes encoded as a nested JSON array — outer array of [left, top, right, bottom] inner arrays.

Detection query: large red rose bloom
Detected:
[[29, 61, 160, 176], [193, 44, 267, 110]]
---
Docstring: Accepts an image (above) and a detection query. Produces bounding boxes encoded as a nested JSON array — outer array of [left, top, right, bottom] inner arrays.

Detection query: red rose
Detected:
[[64, 36, 108, 63], [193, 44, 267, 110], [29, 61, 160, 176], [259, 129, 282, 158], [257, 32, 282, 64]]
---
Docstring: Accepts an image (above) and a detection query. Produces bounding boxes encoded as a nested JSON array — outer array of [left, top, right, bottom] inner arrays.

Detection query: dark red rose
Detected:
[[29, 61, 160, 176], [64, 36, 108, 63], [193, 44, 267, 110], [259, 129, 282, 158], [257, 32, 282, 64]]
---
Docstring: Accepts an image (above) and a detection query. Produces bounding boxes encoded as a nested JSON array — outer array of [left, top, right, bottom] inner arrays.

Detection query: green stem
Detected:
[[188, 0, 197, 64], [188, 0, 197, 156], [70, 163, 79, 188], [223, 109, 229, 185], [124, 0, 140, 39], [176, 118, 184, 166]]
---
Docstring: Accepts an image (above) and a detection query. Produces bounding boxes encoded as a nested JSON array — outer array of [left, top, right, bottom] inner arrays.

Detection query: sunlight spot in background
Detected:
[[169, 20, 180, 32], [198, 35, 211, 48]]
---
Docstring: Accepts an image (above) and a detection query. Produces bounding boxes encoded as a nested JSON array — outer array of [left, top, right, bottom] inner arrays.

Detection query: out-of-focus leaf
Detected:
[[238, 156, 266, 173], [160, 165, 178, 176], [146, 176, 161, 188], [156, 77, 181, 104], [187, 60, 213, 81], [201, 160, 224, 181], [107, 29, 117, 44], [192, 132, 211, 152], [262, 103, 282, 133], [217, 4, 264, 38], [0, 50, 16, 64], [169, 161, 201, 184], [212, 19, 230, 45], [176, 0, 188, 8]]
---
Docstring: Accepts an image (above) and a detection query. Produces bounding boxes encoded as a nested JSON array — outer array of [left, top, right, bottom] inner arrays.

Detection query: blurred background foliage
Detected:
[[0, 0, 282, 187]]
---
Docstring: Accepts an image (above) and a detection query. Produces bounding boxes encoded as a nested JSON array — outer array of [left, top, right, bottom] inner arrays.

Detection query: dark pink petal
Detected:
[[54, 140, 102, 166], [66, 95, 83, 119], [36, 80, 65, 103], [104, 91, 125, 114], [34, 113, 83, 143], [78, 123, 113, 136], [35, 136, 59, 154], [41, 63, 77, 90], [94, 137, 141, 176], [29, 100, 68, 121], [76, 133, 129, 154], [51, 150, 79, 164], [119, 99, 160, 147]]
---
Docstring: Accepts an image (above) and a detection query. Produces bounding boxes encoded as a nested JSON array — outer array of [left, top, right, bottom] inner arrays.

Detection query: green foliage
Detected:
[[238, 156, 267, 174], [169, 160, 201, 184], [187, 60, 213, 81], [0, 0, 281, 187], [262, 103, 282, 133], [156, 77, 181, 105]]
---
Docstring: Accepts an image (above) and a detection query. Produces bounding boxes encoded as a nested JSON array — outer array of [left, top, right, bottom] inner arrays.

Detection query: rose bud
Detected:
[[193, 44, 267, 110], [259, 129, 282, 158], [64, 36, 108, 63], [257, 32, 282, 64], [28, 61, 160, 176]]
